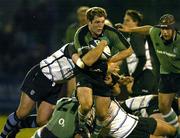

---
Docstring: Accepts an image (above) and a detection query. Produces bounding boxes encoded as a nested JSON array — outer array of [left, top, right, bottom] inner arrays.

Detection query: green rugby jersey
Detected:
[[46, 98, 78, 138], [74, 25, 131, 59], [149, 27, 180, 74], [65, 23, 79, 43]]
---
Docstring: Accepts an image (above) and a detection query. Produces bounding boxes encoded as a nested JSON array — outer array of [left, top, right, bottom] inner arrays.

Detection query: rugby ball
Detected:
[[101, 45, 111, 60]]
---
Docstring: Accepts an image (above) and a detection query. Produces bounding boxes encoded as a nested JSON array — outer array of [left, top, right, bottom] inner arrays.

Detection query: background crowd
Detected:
[[0, 0, 179, 113]]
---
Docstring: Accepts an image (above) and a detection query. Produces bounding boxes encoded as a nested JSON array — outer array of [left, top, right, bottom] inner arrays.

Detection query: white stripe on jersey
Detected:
[[125, 95, 156, 117], [107, 100, 139, 138], [125, 95, 155, 110], [143, 41, 153, 70], [40, 44, 75, 82]]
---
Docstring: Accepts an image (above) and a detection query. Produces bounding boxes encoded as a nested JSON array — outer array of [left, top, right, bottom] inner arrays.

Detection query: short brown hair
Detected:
[[86, 7, 107, 22], [125, 9, 143, 26]]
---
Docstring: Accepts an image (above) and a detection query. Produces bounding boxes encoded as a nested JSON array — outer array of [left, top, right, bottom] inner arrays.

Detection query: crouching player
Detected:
[[31, 96, 176, 138]]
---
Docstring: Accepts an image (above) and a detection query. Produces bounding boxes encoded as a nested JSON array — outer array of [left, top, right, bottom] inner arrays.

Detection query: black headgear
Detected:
[[155, 14, 176, 29]]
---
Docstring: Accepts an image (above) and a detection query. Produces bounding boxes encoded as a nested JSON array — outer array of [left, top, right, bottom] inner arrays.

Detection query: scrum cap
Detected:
[[155, 14, 176, 29]]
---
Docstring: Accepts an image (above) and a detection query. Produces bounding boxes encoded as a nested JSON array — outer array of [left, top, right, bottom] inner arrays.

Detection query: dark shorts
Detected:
[[40, 127, 58, 138], [127, 117, 157, 138], [76, 71, 112, 97], [132, 69, 157, 96], [158, 73, 180, 96], [21, 64, 63, 105]]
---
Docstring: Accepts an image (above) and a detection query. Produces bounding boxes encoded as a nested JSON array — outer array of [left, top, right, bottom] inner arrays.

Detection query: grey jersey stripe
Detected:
[[129, 98, 135, 110], [109, 100, 138, 136], [121, 119, 137, 138], [63, 56, 75, 77], [111, 114, 128, 134], [105, 105, 121, 128], [52, 54, 65, 79], [44, 59, 54, 82], [138, 96, 146, 109], [40, 51, 64, 69]]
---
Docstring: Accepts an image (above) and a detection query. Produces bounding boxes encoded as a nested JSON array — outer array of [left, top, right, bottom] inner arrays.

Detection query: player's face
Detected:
[[88, 16, 105, 37], [123, 14, 138, 28], [160, 28, 174, 41]]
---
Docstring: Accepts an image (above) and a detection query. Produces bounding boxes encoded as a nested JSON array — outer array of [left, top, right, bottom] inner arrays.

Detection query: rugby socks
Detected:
[[78, 109, 91, 138], [92, 116, 111, 137], [18, 114, 39, 128], [162, 108, 180, 137], [0, 112, 21, 138], [162, 108, 179, 128], [78, 109, 88, 127]]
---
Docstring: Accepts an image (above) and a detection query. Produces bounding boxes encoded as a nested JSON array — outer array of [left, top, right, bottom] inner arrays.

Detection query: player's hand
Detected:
[[99, 39, 108, 47], [115, 23, 131, 32], [107, 62, 121, 74], [118, 76, 134, 85], [104, 73, 113, 85]]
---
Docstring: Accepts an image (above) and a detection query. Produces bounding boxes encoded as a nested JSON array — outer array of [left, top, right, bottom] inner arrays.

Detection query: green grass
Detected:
[[0, 115, 37, 138]]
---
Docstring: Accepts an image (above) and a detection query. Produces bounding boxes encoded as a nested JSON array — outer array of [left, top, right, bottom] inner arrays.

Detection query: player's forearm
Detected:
[[108, 47, 133, 63], [72, 40, 107, 68], [130, 25, 152, 34], [82, 40, 107, 66], [118, 25, 152, 35]]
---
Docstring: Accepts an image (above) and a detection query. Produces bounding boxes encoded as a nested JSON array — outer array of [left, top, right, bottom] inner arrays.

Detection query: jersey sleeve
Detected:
[[109, 30, 131, 55], [67, 43, 77, 58], [74, 26, 89, 56]]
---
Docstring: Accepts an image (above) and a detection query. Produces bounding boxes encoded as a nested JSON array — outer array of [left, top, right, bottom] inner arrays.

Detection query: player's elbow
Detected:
[[127, 47, 134, 57]]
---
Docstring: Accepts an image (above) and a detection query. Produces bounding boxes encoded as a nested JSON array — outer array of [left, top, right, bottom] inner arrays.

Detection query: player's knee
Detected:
[[36, 118, 48, 126], [16, 110, 29, 119], [79, 96, 93, 113], [81, 101, 93, 113]]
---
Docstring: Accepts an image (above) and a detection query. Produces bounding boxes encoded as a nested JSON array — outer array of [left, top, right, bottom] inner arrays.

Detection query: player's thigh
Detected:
[[66, 77, 76, 97], [16, 92, 35, 119], [77, 86, 93, 108], [36, 101, 54, 126]]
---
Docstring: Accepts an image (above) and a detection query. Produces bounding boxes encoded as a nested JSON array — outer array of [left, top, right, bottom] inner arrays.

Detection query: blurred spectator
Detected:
[[32, 0, 55, 58], [65, 6, 89, 43]]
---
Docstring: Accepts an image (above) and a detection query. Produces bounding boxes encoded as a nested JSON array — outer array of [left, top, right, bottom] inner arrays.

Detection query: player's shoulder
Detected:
[[149, 27, 160, 35], [76, 25, 88, 34], [104, 25, 119, 34], [104, 25, 125, 39]]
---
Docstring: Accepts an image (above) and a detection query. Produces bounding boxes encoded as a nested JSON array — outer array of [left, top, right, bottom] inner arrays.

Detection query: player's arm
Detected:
[[73, 28, 108, 68], [108, 47, 133, 63], [108, 30, 133, 63], [70, 41, 108, 69], [81, 40, 108, 66], [116, 24, 152, 35]]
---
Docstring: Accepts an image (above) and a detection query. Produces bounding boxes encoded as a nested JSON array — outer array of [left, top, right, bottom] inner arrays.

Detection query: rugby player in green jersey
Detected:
[[117, 13, 180, 137], [73, 7, 133, 137]]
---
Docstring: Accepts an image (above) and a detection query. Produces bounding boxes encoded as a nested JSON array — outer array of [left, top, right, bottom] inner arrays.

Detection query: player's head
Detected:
[[156, 14, 176, 29], [156, 14, 176, 41], [86, 7, 107, 36], [123, 9, 143, 27], [76, 6, 90, 26]]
